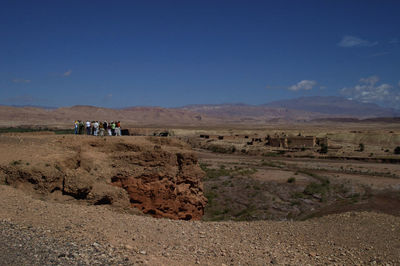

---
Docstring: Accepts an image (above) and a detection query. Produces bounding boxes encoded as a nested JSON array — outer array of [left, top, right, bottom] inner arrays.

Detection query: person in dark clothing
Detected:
[[103, 121, 109, 136]]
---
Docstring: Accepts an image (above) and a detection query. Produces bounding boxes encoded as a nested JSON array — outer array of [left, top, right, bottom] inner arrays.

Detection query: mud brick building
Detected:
[[287, 136, 316, 148], [267, 135, 328, 149], [316, 136, 329, 147], [268, 137, 288, 148]]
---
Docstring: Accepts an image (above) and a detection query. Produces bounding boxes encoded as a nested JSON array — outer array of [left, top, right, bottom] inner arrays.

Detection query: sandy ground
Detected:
[[1, 185, 399, 265], [1, 133, 400, 264]]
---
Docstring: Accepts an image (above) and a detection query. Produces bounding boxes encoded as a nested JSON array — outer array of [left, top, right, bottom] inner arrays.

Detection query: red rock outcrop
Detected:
[[111, 148, 207, 220], [0, 135, 207, 220]]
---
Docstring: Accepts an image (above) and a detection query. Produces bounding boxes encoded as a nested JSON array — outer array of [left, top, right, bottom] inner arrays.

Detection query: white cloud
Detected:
[[288, 80, 317, 91], [389, 38, 399, 44], [102, 93, 113, 103], [338, 35, 378, 48], [359, 75, 379, 86], [13, 78, 31, 83], [341, 75, 400, 108], [63, 70, 72, 76]]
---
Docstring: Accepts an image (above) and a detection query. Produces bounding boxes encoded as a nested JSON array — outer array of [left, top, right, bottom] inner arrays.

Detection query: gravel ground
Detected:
[[0, 220, 130, 265], [1, 185, 399, 265]]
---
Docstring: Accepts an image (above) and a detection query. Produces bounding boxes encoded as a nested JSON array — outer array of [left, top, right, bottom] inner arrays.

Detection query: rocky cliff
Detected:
[[0, 134, 207, 220]]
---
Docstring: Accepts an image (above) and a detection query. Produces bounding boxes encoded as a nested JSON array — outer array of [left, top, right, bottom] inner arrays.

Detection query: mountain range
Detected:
[[263, 96, 400, 117], [1, 96, 398, 127]]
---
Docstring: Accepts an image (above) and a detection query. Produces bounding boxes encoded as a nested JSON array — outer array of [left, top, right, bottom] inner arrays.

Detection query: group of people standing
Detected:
[[74, 120, 121, 136]]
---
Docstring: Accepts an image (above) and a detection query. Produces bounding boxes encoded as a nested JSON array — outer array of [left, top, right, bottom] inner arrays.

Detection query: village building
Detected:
[[267, 135, 328, 149]]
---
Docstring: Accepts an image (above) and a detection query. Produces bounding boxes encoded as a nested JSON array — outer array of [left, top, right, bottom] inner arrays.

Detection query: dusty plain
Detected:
[[1, 121, 400, 265]]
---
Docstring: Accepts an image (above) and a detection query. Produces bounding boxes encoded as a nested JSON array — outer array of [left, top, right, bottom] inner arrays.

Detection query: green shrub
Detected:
[[204, 191, 218, 205], [10, 160, 22, 166], [303, 181, 330, 197], [287, 177, 296, 183], [394, 146, 400, 155]]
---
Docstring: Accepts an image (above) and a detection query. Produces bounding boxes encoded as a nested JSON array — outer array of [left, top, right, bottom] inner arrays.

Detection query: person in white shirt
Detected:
[[85, 121, 91, 135], [93, 121, 99, 136]]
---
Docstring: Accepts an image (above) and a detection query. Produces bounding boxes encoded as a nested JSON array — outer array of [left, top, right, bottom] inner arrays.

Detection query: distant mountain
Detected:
[[1, 96, 399, 127], [0, 105, 212, 127], [181, 104, 319, 122], [263, 96, 400, 117], [9, 104, 58, 110]]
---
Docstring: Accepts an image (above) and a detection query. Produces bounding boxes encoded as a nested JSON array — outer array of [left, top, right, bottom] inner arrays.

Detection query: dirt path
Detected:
[[1, 185, 399, 265]]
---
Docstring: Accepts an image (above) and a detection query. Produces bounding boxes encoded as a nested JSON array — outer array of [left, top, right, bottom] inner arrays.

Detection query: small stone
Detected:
[[309, 251, 317, 257], [140, 250, 147, 255], [162, 252, 170, 257]]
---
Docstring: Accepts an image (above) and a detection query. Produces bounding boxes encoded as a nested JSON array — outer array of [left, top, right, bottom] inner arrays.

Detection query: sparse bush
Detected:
[[293, 192, 305, 199], [319, 144, 328, 154], [222, 180, 232, 186], [287, 177, 296, 183], [290, 200, 300, 206], [207, 144, 236, 154], [199, 162, 209, 170], [0, 127, 73, 135], [204, 191, 218, 205], [237, 167, 257, 176], [233, 205, 257, 221], [350, 193, 360, 203], [358, 143, 364, 152], [10, 160, 22, 166], [262, 152, 279, 157], [303, 180, 330, 198]]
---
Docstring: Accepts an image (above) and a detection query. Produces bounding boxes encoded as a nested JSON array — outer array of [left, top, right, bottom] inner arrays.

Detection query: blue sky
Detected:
[[1, 0, 399, 108]]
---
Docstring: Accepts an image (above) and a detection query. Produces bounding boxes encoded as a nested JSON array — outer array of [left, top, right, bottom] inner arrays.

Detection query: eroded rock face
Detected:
[[111, 151, 206, 220], [0, 135, 207, 220]]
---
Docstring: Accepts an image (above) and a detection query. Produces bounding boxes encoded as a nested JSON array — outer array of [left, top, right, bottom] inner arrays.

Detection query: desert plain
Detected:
[[0, 107, 400, 265]]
